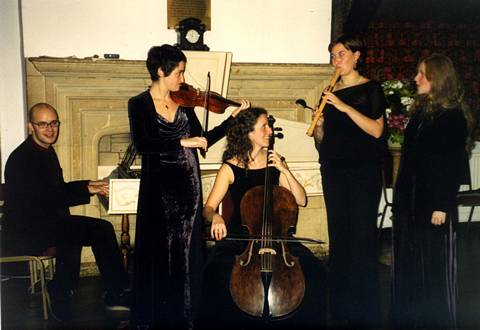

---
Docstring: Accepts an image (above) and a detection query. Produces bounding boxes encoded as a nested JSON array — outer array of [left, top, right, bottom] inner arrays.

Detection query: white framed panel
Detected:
[[108, 178, 140, 214]]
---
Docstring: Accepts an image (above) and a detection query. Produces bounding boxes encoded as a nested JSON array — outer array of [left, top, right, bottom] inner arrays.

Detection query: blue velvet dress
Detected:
[[128, 90, 234, 328]]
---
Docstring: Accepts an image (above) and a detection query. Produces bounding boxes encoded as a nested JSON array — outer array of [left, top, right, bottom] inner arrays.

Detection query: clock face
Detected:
[[185, 29, 200, 44]]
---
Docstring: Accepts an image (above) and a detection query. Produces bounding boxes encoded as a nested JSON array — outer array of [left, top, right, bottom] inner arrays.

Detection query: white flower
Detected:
[[382, 79, 415, 116], [401, 97, 414, 106]]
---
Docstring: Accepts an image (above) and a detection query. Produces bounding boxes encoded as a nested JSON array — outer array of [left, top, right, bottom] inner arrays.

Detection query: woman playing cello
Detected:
[[199, 108, 326, 328]]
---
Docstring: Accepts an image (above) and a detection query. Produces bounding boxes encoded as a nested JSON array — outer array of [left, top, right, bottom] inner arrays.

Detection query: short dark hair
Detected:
[[328, 34, 366, 73], [28, 103, 58, 122], [146, 44, 187, 81]]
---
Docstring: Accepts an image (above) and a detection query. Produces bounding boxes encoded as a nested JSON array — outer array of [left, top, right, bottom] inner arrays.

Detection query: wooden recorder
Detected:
[[306, 69, 341, 137]]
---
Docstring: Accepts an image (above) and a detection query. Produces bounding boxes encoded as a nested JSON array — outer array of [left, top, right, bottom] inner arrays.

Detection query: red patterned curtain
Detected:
[[361, 20, 480, 113]]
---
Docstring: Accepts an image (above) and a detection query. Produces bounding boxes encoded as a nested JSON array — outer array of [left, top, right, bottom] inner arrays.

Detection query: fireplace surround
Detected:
[[26, 56, 334, 269]]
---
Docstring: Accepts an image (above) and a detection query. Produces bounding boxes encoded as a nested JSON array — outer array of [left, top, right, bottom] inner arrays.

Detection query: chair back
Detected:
[[0, 183, 4, 207], [460, 156, 472, 189], [1, 183, 8, 255], [221, 190, 234, 224], [0, 183, 5, 224]]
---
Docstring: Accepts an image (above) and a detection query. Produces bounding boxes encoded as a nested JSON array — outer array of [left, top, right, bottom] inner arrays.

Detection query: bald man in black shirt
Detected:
[[1, 103, 129, 318]]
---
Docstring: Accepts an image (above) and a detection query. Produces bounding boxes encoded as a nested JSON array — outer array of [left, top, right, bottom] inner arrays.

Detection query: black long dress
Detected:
[[198, 162, 326, 329], [392, 107, 468, 329], [317, 81, 386, 327], [128, 90, 235, 328]]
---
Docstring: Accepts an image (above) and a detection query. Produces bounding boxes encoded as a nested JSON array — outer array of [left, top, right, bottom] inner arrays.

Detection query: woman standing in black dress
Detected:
[[128, 44, 249, 329], [313, 34, 387, 328], [392, 53, 475, 329]]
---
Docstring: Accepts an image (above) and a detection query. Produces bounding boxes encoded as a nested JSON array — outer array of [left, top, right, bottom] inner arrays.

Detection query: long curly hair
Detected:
[[411, 53, 477, 155], [222, 107, 268, 168]]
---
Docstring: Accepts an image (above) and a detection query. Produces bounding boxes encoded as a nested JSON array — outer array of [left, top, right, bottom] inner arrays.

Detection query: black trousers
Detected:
[[51, 215, 129, 295], [321, 164, 382, 328]]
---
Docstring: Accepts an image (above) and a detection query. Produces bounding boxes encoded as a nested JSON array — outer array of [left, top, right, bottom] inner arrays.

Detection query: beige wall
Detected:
[[21, 0, 332, 63], [0, 0, 27, 180], [2, 0, 332, 176]]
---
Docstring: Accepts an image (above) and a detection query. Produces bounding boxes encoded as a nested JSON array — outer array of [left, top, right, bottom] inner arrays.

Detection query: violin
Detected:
[[171, 77, 241, 157], [229, 115, 305, 321], [171, 83, 241, 114]]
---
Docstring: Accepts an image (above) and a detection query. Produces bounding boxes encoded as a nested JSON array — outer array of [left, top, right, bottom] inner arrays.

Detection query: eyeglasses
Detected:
[[30, 120, 61, 129]]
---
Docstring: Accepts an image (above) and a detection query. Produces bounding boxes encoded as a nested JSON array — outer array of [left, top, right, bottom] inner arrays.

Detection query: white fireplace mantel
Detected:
[[26, 57, 334, 260]]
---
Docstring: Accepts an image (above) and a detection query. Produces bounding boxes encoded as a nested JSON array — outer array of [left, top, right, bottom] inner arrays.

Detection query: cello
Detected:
[[229, 115, 305, 321]]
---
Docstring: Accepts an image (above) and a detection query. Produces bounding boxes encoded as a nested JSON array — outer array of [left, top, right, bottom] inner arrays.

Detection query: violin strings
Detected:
[[184, 68, 207, 91]]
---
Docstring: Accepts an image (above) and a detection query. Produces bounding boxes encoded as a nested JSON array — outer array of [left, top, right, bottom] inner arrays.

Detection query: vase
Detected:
[[387, 141, 402, 187], [387, 140, 402, 150], [387, 133, 403, 150]]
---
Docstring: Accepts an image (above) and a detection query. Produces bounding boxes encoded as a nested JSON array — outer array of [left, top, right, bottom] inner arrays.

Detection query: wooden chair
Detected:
[[0, 183, 55, 320]]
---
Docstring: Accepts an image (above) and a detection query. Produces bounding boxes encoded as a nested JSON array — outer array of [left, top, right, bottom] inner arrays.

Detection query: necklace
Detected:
[[248, 150, 267, 167], [150, 85, 170, 110], [152, 98, 169, 109]]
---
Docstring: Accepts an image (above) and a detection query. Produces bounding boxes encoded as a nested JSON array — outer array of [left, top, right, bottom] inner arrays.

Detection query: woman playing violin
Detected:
[[199, 108, 326, 328], [128, 44, 249, 329]]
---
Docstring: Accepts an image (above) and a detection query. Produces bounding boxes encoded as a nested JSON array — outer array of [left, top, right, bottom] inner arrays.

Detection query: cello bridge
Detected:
[[258, 247, 277, 255]]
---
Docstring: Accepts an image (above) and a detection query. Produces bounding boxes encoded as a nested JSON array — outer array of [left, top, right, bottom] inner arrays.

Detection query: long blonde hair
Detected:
[[411, 53, 476, 154]]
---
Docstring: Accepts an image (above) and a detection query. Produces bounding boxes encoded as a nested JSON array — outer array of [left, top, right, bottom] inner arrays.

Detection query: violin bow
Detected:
[[199, 72, 211, 158]]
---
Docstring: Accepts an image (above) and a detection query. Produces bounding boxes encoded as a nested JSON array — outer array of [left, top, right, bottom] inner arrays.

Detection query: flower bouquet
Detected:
[[381, 80, 415, 148]]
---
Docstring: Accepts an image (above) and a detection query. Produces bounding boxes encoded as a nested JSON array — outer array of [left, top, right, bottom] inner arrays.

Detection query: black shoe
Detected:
[[49, 300, 74, 322], [48, 292, 74, 321], [104, 290, 130, 312], [47, 281, 74, 321], [47, 280, 73, 302]]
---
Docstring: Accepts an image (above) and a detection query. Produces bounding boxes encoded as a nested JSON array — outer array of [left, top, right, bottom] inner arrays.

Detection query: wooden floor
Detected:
[[2, 222, 480, 329]]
